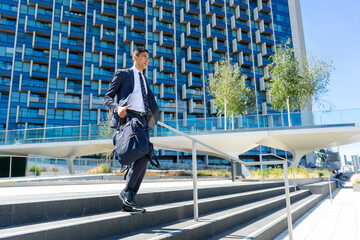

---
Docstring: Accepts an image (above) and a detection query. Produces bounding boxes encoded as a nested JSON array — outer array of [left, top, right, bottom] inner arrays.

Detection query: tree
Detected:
[[267, 39, 334, 126], [97, 111, 115, 165], [207, 59, 255, 130], [301, 52, 334, 110]]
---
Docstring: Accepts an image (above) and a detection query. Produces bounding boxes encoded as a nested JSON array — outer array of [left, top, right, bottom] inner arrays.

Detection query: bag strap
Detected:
[[149, 154, 161, 169], [120, 165, 131, 180]]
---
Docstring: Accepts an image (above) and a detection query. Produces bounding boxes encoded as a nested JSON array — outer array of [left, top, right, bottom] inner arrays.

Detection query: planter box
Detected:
[[353, 183, 360, 192]]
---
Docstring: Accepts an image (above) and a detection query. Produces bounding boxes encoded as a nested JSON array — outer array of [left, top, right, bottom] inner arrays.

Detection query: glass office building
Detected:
[[0, 0, 305, 164]]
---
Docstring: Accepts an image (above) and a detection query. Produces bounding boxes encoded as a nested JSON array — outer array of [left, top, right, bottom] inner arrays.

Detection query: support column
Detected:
[[66, 157, 75, 175]]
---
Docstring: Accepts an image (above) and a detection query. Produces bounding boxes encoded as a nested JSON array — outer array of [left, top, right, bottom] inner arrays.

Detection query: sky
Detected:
[[300, 0, 360, 163]]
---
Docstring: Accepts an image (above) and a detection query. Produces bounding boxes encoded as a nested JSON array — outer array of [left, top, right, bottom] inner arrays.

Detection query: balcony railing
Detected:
[[35, 36, 50, 44], [24, 49, 49, 61], [157, 99, 177, 109], [62, 10, 85, 22], [95, 14, 116, 28], [125, 4, 146, 19], [26, 19, 52, 32], [57, 94, 81, 105], [32, 63, 48, 73], [68, 53, 83, 61], [58, 66, 82, 76], [0, 3, 18, 14], [21, 79, 47, 88]]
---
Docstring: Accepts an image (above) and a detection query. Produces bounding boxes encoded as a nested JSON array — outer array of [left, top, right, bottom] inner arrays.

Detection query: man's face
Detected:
[[134, 52, 149, 71]]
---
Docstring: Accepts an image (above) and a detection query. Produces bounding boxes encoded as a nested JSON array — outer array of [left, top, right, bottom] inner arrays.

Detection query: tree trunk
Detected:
[[231, 113, 234, 130], [224, 103, 227, 130], [286, 97, 292, 127]]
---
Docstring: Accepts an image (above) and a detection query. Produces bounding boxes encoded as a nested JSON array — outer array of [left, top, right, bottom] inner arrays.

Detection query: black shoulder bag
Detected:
[[113, 117, 149, 165]]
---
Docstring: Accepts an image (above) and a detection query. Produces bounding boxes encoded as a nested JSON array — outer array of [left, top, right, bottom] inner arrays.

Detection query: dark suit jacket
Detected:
[[104, 68, 159, 129]]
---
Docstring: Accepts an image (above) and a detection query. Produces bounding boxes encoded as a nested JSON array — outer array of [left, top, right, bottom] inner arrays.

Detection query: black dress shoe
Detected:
[[120, 190, 137, 207], [121, 204, 146, 213]]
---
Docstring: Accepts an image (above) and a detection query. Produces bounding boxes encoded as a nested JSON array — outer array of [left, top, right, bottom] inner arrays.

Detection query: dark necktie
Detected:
[[139, 72, 151, 115]]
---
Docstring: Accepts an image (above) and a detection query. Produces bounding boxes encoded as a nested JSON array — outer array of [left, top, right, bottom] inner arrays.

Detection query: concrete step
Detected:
[[101, 190, 311, 240], [0, 182, 284, 228], [0, 185, 297, 240], [209, 194, 323, 240]]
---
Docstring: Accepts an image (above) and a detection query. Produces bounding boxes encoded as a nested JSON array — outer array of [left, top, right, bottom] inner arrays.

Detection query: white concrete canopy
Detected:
[[0, 139, 113, 160], [152, 125, 360, 165], [1, 125, 360, 166]]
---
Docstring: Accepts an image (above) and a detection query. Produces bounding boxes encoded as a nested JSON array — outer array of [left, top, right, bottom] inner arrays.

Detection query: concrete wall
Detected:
[[250, 177, 328, 186]]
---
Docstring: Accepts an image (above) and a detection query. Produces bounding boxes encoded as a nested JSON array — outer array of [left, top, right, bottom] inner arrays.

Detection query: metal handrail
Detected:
[[156, 121, 312, 240], [157, 121, 245, 221], [157, 121, 245, 165], [243, 153, 333, 240], [242, 157, 294, 239], [284, 160, 333, 204]]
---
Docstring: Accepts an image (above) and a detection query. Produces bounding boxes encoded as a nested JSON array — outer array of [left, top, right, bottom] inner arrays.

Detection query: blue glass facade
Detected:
[[0, 0, 300, 163]]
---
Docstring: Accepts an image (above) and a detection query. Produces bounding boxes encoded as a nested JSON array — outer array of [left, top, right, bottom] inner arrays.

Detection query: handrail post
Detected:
[[260, 153, 264, 182], [192, 140, 199, 221], [55, 158, 57, 177], [35, 157, 37, 178], [291, 162, 297, 191], [9, 156, 12, 179], [5, 131, 8, 145], [88, 124, 91, 140], [231, 160, 235, 182], [328, 172, 333, 204], [85, 159, 88, 175], [283, 161, 293, 240]]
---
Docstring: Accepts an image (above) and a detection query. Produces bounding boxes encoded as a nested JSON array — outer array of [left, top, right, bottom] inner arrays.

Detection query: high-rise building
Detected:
[[351, 155, 360, 172], [0, 0, 305, 163]]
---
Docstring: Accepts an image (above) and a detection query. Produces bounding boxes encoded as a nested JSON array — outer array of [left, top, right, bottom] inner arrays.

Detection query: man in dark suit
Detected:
[[104, 47, 159, 213]]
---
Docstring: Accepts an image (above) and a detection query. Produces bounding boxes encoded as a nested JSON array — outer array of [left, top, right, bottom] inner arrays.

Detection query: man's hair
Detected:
[[133, 47, 149, 57]]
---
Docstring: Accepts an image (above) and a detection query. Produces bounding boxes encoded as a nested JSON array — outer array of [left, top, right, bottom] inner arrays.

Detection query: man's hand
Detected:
[[116, 105, 132, 118]]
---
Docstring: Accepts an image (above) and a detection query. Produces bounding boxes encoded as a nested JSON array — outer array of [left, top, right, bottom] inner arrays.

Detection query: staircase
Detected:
[[0, 181, 331, 240]]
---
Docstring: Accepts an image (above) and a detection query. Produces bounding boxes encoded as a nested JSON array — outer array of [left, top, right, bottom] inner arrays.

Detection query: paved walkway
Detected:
[[275, 182, 360, 240]]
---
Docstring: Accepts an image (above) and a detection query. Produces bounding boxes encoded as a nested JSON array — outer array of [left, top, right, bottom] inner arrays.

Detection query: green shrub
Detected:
[[29, 165, 41, 176], [51, 166, 59, 172], [101, 163, 112, 173], [249, 166, 328, 179], [197, 171, 213, 176], [88, 163, 112, 174], [145, 170, 191, 177], [197, 169, 231, 177]]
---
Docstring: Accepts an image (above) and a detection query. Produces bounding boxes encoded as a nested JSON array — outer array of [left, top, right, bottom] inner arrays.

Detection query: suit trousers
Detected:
[[125, 111, 149, 194]]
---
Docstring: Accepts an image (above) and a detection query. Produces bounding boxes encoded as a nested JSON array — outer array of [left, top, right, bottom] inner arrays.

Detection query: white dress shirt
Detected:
[[127, 66, 148, 113]]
